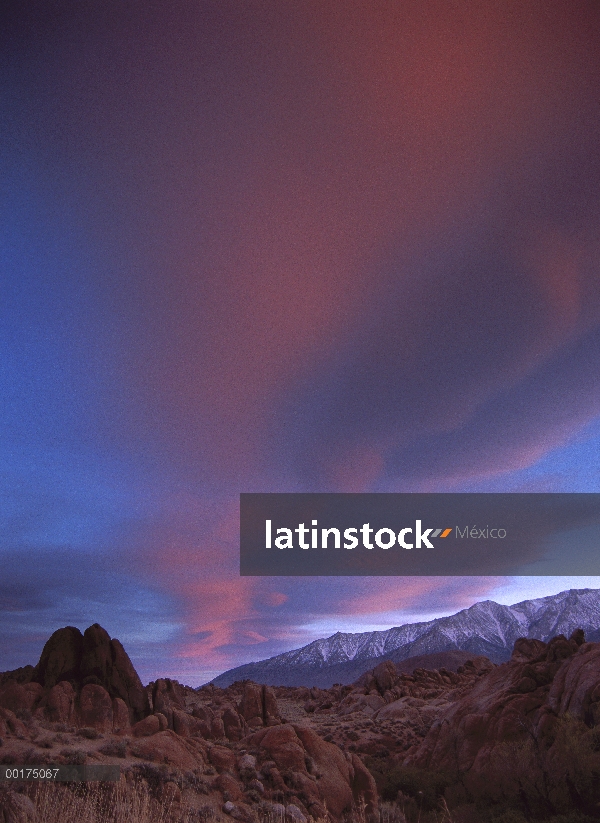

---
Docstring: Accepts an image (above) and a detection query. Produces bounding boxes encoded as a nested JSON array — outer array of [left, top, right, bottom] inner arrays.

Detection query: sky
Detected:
[[2, 0, 600, 686]]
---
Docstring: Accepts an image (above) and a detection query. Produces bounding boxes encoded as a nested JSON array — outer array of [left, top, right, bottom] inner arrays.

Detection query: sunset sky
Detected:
[[2, 0, 600, 685]]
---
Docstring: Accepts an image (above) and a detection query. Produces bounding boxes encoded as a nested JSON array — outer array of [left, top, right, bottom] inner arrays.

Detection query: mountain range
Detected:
[[210, 587, 600, 687]]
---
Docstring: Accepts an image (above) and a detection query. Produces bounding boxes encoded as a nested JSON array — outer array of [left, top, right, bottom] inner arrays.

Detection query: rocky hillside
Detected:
[[210, 588, 600, 687], [0, 624, 378, 823], [3, 620, 600, 822]]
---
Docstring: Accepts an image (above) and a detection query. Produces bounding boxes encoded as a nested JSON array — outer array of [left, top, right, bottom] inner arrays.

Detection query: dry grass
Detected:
[[10, 780, 414, 823], [30, 779, 202, 823]]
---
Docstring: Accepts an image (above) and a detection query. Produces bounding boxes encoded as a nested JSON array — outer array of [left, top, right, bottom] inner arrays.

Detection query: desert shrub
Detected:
[[364, 758, 450, 808], [196, 805, 218, 821], [485, 715, 600, 818], [98, 739, 128, 758], [239, 765, 258, 782], [60, 748, 87, 765], [77, 727, 102, 740], [129, 762, 170, 797], [174, 770, 210, 794], [547, 715, 600, 813]]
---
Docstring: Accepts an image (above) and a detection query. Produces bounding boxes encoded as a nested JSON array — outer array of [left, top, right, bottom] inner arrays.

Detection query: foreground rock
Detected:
[[0, 624, 377, 822], [405, 629, 600, 814], [14, 622, 600, 820]]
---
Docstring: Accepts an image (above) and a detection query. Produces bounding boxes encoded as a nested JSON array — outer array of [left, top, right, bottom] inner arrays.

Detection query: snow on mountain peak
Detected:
[[209, 588, 600, 688]]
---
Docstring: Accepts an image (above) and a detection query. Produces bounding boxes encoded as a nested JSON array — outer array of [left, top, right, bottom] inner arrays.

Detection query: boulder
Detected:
[[406, 631, 600, 784], [547, 641, 600, 722], [222, 706, 245, 741], [264, 686, 280, 725], [248, 723, 378, 819], [31, 623, 149, 721], [172, 708, 206, 738], [151, 679, 186, 729], [132, 713, 168, 737], [373, 660, 397, 694], [258, 725, 306, 771], [239, 682, 280, 727], [37, 681, 76, 724], [79, 625, 149, 720], [78, 684, 113, 732], [0, 682, 43, 714], [510, 637, 547, 662], [286, 804, 307, 823], [129, 729, 201, 769], [112, 698, 131, 734], [190, 705, 213, 737], [0, 709, 28, 739], [33, 626, 84, 689], [211, 716, 225, 739], [238, 753, 256, 770], [239, 683, 262, 722], [208, 745, 236, 772], [216, 771, 244, 801], [294, 725, 367, 817], [350, 752, 379, 813], [338, 692, 385, 716], [192, 705, 214, 723], [221, 801, 253, 822]]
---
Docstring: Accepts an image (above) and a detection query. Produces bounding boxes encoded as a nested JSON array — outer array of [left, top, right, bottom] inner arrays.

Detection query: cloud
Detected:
[[3, 0, 600, 686]]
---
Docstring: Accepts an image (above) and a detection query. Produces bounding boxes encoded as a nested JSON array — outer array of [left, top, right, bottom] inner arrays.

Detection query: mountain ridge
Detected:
[[209, 587, 600, 687]]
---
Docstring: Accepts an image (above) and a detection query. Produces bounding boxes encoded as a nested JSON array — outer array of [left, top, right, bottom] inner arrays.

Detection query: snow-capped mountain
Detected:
[[209, 588, 600, 687]]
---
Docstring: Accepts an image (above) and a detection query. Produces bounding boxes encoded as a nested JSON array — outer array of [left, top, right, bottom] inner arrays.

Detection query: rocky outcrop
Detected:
[[0, 623, 380, 823], [0, 682, 43, 714], [78, 625, 149, 719], [150, 678, 185, 728], [128, 729, 203, 770], [406, 631, 600, 784], [0, 624, 150, 732], [33, 627, 84, 689], [20, 624, 149, 721], [0, 708, 28, 739], [78, 683, 114, 733], [239, 682, 281, 727], [247, 723, 378, 819], [34, 681, 76, 724]]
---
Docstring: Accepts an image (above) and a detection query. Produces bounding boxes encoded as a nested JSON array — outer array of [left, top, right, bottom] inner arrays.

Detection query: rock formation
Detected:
[[0, 624, 378, 822], [404, 629, 600, 814]]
